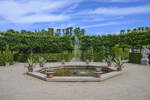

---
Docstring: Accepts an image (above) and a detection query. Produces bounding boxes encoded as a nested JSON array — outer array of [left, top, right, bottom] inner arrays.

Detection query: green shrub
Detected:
[[112, 45, 123, 59], [0, 45, 14, 66], [129, 53, 142, 64]]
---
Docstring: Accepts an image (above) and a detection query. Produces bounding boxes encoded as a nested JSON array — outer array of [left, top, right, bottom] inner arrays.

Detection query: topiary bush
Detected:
[[112, 45, 123, 59], [123, 48, 130, 60]]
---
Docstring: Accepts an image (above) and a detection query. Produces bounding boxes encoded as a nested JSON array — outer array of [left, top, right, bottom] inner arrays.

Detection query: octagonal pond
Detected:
[[40, 66, 114, 77]]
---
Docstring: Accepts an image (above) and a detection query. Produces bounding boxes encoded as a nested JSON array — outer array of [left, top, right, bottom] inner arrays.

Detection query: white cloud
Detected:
[[0, 0, 80, 23], [82, 21, 123, 28], [12, 14, 69, 23], [81, 16, 123, 22], [75, 5, 150, 16], [91, 5, 150, 15]]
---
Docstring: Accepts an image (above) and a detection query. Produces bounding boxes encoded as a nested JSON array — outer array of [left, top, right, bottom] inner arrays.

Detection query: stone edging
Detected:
[[27, 71, 122, 82], [27, 62, 122, 82]]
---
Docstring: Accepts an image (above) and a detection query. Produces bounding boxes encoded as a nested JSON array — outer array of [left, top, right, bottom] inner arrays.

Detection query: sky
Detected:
[[0, 0, 150, 35]]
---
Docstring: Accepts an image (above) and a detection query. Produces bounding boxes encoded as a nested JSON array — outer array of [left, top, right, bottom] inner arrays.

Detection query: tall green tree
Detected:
[[120, 30, 125, 34], [80, 29, 85, 35], [74, 27, 80, 36], [48, 28, 54, 36], [56, 29, 61, 36]]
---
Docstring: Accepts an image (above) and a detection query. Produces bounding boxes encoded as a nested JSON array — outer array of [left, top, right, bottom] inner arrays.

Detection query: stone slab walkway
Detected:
[[0, 62, 150, 100]]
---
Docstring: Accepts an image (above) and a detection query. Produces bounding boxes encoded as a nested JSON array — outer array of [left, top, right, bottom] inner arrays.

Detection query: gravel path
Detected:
[[0, 62, 150, 100]]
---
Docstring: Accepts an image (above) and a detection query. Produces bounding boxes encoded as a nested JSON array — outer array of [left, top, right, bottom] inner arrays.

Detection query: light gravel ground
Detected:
[[0, 62, 150, 100]]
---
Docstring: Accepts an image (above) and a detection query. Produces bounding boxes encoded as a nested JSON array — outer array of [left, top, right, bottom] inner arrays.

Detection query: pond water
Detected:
[[40, 66, 113, 77]]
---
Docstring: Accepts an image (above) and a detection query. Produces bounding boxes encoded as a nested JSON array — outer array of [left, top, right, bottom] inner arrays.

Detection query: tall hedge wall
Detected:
[[14, 52, 74, 62], [129, 53, 150, 64]]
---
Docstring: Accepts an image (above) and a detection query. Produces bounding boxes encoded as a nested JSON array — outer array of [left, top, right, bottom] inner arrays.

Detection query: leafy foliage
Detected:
[[27, 58, 34, 67], [129, 53, 142, 64], [105, 56, 113, 63], [114, 57, 125, 68], [0, 45, 14, 66], [0, 27, 150, 65], [38, 56, 46, 64]]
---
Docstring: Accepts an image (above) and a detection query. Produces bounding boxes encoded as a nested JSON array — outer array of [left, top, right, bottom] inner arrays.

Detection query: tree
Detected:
[[62, 29, 65, 36], [41, 29, 47, 34], [138, 27, 141, 32], [21, 30, 27, 34], [65, 28, 70, 36], [55, 29, 61, 36], [127, 29, 131, 33], [48, 28, 54, 36], [120, 30, 125, 34], [74, 27, 80, 36], [80, 29, 85, 35], [6, 29, 15, 33], [69, 27, 73, 36], [133, 28, 137, 32], [145, 27, 150, 31], [141, 27, 145, 31]]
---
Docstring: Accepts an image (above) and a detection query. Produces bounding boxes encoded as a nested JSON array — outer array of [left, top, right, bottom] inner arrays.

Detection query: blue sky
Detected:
[[0, 0, 150, 35]]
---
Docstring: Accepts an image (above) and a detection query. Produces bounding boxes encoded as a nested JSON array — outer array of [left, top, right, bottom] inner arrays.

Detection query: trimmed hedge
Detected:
[[129, 53, 150, 64], [82, 51, 104, 62], [14, 52, 74, 62]]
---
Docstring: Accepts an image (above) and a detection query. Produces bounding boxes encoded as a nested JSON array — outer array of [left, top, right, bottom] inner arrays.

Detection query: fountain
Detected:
[[27, 37, 122, 82], [71, 36, 81, 62]]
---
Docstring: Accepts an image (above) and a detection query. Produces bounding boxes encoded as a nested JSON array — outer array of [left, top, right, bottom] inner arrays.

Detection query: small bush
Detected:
[[0, 45, 14, 66]]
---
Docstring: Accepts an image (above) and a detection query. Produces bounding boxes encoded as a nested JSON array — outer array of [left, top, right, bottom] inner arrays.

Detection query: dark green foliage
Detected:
[[0, 54, 5, 66], [99, 45, 107, 60], [129, 53, 150, 64], [0, 27, 150, 64], [0, 45, 14, 66], [14, 52, 74, 62], [82, 51, 106, 62], [129, 53, 142, 64], [88, 47, 94, 60]]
